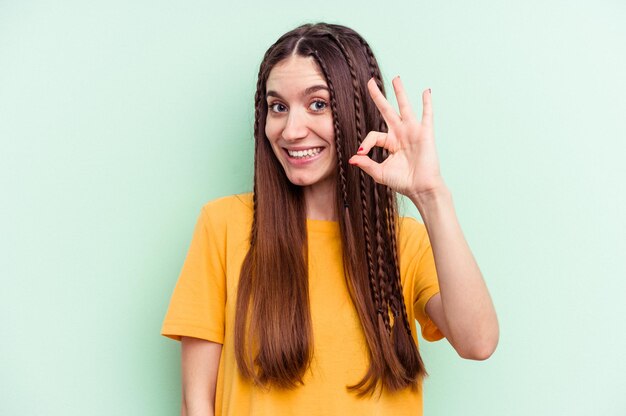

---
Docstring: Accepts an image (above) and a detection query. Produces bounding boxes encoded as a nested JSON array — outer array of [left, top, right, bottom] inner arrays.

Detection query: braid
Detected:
[[356, 36, 398, 327], [352, 36, 397, 331], [359, 169, 380, 314], [373, 184, 393, 333], [311, 50, 349, 210], [323, 33, 383, 319], [358, 37, 425, 380], [359, 36, 414, 332], [385, 187, 415, 338], [326, 33, 366, 140], [357, 37, 385, 98], [250, 64, 265, 247]]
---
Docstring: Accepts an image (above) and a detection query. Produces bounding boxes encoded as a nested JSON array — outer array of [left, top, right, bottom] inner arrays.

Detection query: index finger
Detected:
[[367, 78, 401, 128]]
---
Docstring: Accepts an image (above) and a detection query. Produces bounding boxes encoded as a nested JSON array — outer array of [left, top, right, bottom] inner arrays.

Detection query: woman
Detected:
[[161, 22, 499, 415]]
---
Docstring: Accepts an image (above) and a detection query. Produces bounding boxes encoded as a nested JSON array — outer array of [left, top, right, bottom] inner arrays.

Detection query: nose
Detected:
[[281, 108, 308, 142]]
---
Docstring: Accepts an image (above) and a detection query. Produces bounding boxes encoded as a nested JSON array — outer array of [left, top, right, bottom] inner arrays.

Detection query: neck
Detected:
[[303, 180, 337, 221]]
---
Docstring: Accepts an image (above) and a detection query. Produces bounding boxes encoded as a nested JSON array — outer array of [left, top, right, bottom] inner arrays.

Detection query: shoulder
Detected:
[[396, 216, 430, 257], [201, 192, 253, 217], [397, 216, 428, 242], [198, 192, 254, 232]]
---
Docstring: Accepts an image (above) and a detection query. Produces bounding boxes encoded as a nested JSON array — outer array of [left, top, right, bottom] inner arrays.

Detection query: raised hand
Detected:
[[350, 78, 500, 360], [348, 77, 446, 200]]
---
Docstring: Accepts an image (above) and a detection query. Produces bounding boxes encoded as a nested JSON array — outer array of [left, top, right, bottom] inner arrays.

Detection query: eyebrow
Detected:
[[266, 85, 329, 100]]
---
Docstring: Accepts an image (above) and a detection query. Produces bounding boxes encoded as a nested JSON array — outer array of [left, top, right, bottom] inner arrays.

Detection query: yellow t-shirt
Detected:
[[161, 193, 444, 415]]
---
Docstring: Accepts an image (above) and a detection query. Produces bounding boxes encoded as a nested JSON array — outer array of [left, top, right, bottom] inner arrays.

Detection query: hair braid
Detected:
[[359, 169, 381, 313], [358, 37, 426, 380], [359, 36, 414, 332], [357, 37, 385, 96], [355, 36, 400, 331], [354, 37, 401, 330], [311, 50, 349, 210], [373, 184, 393, 332], [323, 33, 383, 318], [250, 63, 266, 247], [385, 186, 414, 339]]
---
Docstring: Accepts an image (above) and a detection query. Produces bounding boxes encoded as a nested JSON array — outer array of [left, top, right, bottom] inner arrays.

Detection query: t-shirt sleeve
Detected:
[[160, 205, 226, 344], [401, 217, 445, 342]]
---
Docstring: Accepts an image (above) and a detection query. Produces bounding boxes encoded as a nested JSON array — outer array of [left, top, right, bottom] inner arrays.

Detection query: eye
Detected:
[[269, 102, 287, 113], [309, 100, 328, 112]]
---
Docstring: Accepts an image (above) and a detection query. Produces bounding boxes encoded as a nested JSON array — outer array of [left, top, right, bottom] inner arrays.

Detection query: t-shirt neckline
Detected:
[[306, 218, 340, 235]]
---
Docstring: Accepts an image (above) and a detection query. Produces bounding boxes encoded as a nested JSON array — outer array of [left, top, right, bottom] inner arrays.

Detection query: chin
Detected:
[[285, 174, 320, 187]]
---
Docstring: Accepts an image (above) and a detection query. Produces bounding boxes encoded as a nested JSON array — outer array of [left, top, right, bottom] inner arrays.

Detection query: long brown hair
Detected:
[[234, 22, 426, 397]]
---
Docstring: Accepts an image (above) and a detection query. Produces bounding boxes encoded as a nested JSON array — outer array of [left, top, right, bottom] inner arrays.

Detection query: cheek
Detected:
[[322, 118, 335, 145], [264, 118, 281, 143]]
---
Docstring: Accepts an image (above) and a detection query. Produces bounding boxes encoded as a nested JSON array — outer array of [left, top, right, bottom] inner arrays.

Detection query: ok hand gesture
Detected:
[[348, 77, 446, 200]]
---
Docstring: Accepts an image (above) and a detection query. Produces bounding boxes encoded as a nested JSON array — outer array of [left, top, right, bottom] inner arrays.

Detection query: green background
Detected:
[[1, 0, 624, 414]]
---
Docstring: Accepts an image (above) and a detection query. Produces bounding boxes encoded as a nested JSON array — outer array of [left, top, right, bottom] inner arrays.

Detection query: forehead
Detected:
[[266, 55, 327, 91]]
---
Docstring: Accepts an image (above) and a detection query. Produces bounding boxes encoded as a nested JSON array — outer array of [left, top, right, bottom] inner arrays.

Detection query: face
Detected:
[[264, 55, 336, 191]]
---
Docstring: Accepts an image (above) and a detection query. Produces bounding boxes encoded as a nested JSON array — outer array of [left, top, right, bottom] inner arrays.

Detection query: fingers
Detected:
[[392, 76, 415, 121], [350, 130, 388, 184], [356, 131, 388, 155], [348, 154, 384, 183], [367, 78, 400, 128], [421, 88, 433, 127]]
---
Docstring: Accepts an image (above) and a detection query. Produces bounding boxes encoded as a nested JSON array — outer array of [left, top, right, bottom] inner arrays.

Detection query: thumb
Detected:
[[348, 155, 383, 183]]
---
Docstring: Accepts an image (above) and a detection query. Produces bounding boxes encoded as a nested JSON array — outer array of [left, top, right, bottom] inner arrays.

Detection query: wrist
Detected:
[[408, 185, 453, 220], [408, 184, 451, 207]]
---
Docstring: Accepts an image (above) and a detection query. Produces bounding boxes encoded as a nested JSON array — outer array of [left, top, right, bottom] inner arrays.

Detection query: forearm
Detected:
[[410, 186, 499, 359], [180, 337, 221, 416], [181, 398, 213, 416]]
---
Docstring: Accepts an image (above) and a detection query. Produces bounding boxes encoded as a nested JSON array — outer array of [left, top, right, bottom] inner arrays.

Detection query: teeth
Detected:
[[287, 147, 323, 159]]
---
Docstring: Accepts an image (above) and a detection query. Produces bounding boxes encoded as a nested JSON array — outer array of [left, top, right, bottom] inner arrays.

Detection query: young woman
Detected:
[[161, 22, 499, 416]]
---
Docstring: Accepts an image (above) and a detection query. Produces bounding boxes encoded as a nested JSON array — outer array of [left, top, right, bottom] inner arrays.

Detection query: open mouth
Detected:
[[286, 147, 324, 159], [284, 147, 325, 160]]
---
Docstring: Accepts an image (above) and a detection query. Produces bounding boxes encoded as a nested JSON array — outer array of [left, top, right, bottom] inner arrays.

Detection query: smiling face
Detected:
[[264, 55, 337, 192]]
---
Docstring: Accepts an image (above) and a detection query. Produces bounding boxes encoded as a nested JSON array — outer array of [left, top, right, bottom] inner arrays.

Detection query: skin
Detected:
[[180, 337, 221, 416], [264, 55, 338, 220], [179, 54, 500, 416]]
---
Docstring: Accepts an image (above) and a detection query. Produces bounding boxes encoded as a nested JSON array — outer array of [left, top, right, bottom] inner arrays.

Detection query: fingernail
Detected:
[[358, 147, 364, 152], [428, 88, 432, 94]]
